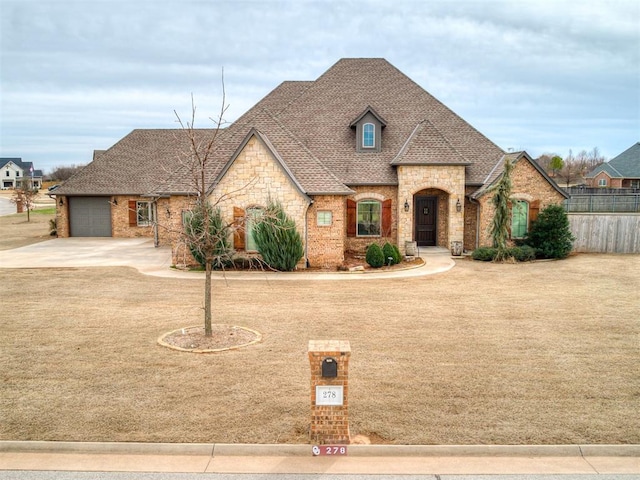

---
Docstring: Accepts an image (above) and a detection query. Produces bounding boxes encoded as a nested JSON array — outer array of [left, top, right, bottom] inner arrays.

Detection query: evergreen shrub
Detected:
[[252, 200, 304, 271], [365, 243, 385, 268], [382, 242, 401, 265], [471, 247, 497, 261], [525, 204, 574, 259]]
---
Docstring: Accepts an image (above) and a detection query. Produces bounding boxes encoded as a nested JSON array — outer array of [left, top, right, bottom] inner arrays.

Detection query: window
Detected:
[[16, 171, 20, 177], [5, 171, 9, 177], [598, 178, 607, 187], [246, 207, 263, 251], [317, 211, 332, 226], [511, 200, 528, 239], [362, 123, 375, 148], [357, 200, 381, 236], [136, 201, 155, 226]]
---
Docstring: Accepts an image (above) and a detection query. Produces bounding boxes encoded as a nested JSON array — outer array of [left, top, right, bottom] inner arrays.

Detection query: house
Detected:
[[585, 142, 640, 189], [1, 158, 44, 190], [55, 58, 568, 267]]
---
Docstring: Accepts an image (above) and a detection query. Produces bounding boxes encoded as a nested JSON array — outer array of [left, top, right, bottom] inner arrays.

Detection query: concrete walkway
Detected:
[[0, 238, 455, 280], [0, 442, 639, 475]]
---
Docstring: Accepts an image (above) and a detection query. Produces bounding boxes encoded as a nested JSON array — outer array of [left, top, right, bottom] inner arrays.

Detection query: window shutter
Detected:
[[346, 199, 356, 237], [529, 200, 540, 227], [233, 206, 245, 250], [128, 200, 137, 226], [381, 199, 392, 236]]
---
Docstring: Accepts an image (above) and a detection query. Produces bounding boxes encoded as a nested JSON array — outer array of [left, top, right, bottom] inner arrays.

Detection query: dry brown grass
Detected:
[[0, 217, 638, 445]]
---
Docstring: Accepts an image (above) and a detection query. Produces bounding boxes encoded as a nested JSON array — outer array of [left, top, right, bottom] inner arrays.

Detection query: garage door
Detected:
[[69, 196, 112, 237]]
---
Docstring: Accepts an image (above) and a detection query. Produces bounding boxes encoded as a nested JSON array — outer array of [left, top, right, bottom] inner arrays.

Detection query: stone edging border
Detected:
[[157, 325, 262, 353]]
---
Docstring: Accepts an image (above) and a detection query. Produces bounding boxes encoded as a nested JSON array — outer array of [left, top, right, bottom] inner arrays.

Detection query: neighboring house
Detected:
[[1, 158, 44, 189], [55, 58, 568, 267], [585, 142, 640, 189]]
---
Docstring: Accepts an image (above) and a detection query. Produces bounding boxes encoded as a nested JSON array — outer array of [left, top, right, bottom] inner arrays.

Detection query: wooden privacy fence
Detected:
[[568, 214, 640, 253]]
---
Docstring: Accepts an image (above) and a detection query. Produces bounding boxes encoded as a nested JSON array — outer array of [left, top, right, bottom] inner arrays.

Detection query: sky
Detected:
[[1, 0, 639, 175]]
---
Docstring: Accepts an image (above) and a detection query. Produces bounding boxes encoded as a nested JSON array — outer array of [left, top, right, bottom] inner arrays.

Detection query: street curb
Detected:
[[1, 441, 639, 457]]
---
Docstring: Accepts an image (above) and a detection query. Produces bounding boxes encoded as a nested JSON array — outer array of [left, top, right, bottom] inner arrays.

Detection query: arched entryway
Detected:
[[413, 188, 449, 247]]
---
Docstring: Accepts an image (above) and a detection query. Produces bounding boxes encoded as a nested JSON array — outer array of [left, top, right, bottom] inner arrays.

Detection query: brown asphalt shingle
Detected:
[[58, 58, 507, 197]]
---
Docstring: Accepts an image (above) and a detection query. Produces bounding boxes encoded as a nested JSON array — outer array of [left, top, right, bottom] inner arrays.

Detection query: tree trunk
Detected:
[[204, 258, 212, 336]]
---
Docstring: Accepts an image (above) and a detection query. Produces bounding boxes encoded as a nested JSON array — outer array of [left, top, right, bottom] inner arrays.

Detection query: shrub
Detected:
[[525, 204, 574, 259], [392, 244, 402, 264], [382, 242, 401, 265], [184, 205, 231, 268], [252, 200, 304, 271], [509, 245, 536, 262], [472, 247, 497, 261], [365, 243, 385, 268]]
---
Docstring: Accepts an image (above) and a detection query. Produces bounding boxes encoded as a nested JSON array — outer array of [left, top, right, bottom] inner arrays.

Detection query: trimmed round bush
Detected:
[[382, 242, 401, 265], [392, 244, 402, 264], [365, 243, 385, 268]]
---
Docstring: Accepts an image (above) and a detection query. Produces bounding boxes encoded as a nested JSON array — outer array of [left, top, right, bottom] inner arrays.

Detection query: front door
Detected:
[[415, 196, 437, 246]]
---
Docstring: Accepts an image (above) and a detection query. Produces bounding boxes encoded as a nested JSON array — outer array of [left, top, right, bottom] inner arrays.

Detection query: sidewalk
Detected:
[[1, 442, 639, 475]]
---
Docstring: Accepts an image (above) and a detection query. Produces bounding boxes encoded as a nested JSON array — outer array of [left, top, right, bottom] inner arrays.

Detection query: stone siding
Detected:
[[396, 165, 466, 253], [212, 135, 311, 268]]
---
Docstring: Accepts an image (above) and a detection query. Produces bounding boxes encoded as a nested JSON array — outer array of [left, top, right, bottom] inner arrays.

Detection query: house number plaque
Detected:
[[315, 385, 344, 406]]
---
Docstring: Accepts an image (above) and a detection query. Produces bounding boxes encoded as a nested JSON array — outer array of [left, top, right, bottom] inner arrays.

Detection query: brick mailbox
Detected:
[[308, 340, 351, 444]]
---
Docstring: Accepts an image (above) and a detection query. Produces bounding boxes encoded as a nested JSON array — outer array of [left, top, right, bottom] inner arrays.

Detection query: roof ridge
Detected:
[[391, 121, 425, 164]]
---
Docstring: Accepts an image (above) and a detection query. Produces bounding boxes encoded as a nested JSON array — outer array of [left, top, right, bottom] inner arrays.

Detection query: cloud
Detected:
[[1, 0, 638, 172]]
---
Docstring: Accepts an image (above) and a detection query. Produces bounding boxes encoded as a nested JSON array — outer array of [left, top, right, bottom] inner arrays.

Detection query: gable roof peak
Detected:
[[349, 105, 387, 128]]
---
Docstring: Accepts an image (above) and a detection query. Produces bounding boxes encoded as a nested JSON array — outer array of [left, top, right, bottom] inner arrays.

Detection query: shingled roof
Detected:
[[586, 142, 640, 179], [58, 58, 508, 197]]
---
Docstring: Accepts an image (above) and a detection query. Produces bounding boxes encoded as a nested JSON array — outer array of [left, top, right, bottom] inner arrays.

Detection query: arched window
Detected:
[[362, 123, 375, 148], [511, 200, 529, 239], [357, 200, 381, 236]]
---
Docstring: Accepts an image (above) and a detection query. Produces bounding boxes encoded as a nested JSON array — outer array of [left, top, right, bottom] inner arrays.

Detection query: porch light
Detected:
[[456, 199, 462, 212], [112, 198, 118, 206], [59, 198, 64, 206], [404, 199, 410, 212]]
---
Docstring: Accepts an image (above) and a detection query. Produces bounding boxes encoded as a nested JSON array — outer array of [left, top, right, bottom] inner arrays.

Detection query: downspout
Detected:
[[304, 199, 314, 268]]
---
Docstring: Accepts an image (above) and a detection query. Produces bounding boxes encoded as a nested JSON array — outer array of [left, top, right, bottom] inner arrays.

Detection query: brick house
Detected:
[[55, 58, 567, 268], [585, 142, 640, 189]]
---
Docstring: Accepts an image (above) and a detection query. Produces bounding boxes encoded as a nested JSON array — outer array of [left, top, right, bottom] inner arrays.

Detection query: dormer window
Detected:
[[350, 106, 387, 153], [363, 123, 375, 148]]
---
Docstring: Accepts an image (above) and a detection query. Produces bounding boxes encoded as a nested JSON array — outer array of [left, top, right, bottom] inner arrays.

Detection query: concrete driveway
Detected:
[[0, 238, 455, 280]]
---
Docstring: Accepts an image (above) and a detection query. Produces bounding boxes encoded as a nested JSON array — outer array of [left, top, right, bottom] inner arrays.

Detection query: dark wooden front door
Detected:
[[415, 196, 437, 246]]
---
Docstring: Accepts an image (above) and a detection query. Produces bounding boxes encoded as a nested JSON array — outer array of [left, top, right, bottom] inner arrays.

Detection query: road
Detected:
[[0, 473, 634, 480]]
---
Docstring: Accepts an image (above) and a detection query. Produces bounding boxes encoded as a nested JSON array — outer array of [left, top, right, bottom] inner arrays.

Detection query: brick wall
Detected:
[[306, 195, 346, 268], [308, 340, 351, 445], [56, 196, 69, 237], [477, 159, 567, 247], [344, 185, 398, 253]]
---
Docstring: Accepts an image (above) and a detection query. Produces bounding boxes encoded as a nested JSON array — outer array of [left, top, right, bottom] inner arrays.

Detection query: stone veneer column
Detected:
[[308, 340, 351, 444]]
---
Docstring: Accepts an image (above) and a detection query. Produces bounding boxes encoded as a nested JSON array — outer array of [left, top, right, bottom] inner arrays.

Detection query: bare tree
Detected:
[[10, 176, 38, 222], [48, 164, 86, 181], [173, 86, 231, 337]]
